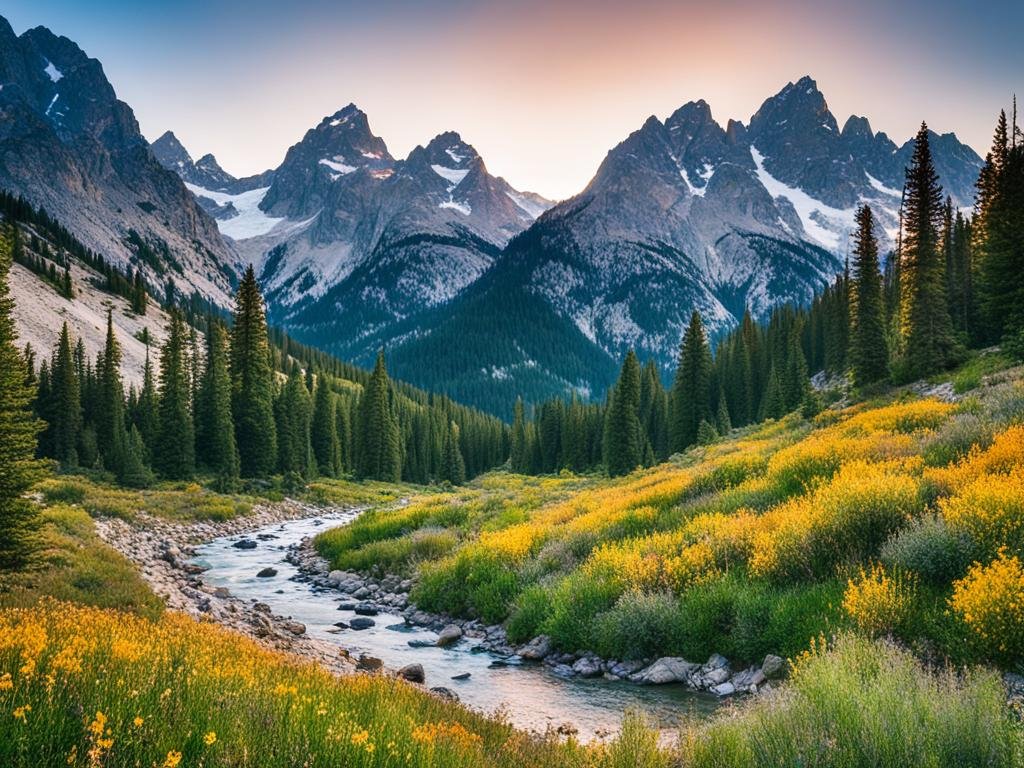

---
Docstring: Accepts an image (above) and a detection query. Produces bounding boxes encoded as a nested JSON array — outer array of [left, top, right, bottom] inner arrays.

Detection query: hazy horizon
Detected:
[[5, 0, 1021, 200]]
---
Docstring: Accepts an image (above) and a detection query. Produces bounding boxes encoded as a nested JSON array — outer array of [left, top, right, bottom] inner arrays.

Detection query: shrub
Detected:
[[881, 514, 973, 585], [677, 634, 1021, 768], [504, 584, 552, 644], [592, 591, 684, 660], [842, 563, 917, 637], [940, 474, 1024, 561], [951, 550, 1024, 662], [921, 413, 994, 466], [542, 572, 622, 653]]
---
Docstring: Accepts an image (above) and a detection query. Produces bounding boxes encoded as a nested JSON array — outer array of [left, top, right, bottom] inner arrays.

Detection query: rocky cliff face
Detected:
[[0, 15, 240, 304], [383, 77, 983, 414]]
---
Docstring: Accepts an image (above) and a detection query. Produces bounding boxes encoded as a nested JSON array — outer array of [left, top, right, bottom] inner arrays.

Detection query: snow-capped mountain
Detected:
[[159, 105, 554, 361], [0, 15, 239, 305], [383, 77, 984, 415]]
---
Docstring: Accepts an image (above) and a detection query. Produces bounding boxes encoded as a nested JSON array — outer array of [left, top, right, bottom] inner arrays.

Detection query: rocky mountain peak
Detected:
[[151, 130, 192, 169]]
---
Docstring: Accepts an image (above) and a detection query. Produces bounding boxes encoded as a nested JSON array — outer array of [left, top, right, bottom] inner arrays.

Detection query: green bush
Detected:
[[505, 583, 553, 644], [881, 514, 973, 585], [678, 634, 1022, 768], [542, 572, 622, 652], [922, 413, 994, 466], [593, 591, 684, 660]]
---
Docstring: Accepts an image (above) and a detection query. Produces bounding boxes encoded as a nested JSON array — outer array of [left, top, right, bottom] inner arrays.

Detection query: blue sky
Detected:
[[5, 0, 1021, 199]]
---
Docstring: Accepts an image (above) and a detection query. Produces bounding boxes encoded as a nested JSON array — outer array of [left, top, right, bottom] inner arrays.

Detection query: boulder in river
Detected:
[[572, 656, 603, 678], [631, 657, 699, 685], [408, 639, 435, 648], [350, 617, 376, 630], [451, 672, 471, 680], [232, 539, 258, 550], [256, 567, 278, 578], [353, 603, 379, 616], [435, 624, 463, 647], [518, 635, 552, 660], [397, 663, 425, 684]]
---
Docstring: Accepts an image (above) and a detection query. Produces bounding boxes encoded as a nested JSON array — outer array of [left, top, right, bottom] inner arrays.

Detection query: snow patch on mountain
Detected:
[[184, 183, 284, 240], [865, 172, 901, 198], [319, 158, 357, 178], [505, 189, 551, 219], [43, 59, 62, 82], [750, 146, 855, 251], [431, 164, 469, 188], [439, 199, 472, 215]]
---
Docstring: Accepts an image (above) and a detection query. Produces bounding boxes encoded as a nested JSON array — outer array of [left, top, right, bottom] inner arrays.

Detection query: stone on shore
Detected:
[[435, 624, 463, 647], [397, 663, 425, 683], [256, 567, 278, 578], [518, 635, 552, 660], [631, 657, 699, 685]]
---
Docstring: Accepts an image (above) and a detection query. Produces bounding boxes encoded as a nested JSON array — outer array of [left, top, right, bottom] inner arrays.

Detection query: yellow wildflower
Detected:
[[204, 731, 217, 746], [163, 750, 182, 768]]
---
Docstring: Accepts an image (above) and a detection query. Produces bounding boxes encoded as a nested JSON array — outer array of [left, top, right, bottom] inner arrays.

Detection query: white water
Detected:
[[191, 512, 720, 741]]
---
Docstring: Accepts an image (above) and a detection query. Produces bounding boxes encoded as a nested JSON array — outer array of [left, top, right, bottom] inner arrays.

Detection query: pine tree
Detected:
[[696, 419, 718, 445], [441, 421, 466, 485], [716, 386, 731, 435], [603, 350, 642, 477], [277, 363, 313, 477], [510, 397, 528, 473], [335, 399, 352, 475], [230, 265, 277, 477], [48, 322, 81, 466], [156, 310, 195, 479], [135, 348, 158, 460], [196, 323, 239, 487], [356, 351, 401, 481], [311, 371, 340, 477], [120, 425, 154, 488], [0, 230, 44, 568], [849, 205, 889, 386], [759, 365, 785, 420], [95, 311, 126, 474], [131, 269, 147, 315], [782, 322, 810, 409], [900, 123, 958, 376], [978, 108, 1024, 357], [669, 311, 712, 453]]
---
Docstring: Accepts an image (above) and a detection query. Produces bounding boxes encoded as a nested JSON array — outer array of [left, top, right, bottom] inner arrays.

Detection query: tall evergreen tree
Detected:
[[356, 351, 401, 481], [759, 365, 785, 420], [196, 322, 239, 486], [230, 265, 277, 477], [849, 205, 889, 386], [0, 230, 44, 568], [156, 310, 195, 479], [276, 363, 313, 477], [509, 397, 528, 473], [603, 350, 642, 477], [134, 347, 159, 461], [311, 371, 340, 477], [669, 311, 712, 453], [95, 311, 126, 475], [48, 322, 81, 466], [440, 421, 466, 485], [900, 123, 958, 376]]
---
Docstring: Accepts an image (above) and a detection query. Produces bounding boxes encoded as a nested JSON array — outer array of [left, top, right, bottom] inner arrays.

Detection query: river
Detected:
[[190, 511, 721, 741]]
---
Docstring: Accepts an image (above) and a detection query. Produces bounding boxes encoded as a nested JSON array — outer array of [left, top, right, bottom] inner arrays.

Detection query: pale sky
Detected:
[[5, 0, 1021, 200]]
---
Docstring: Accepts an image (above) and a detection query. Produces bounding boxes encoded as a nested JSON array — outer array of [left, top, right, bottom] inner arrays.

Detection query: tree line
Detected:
[[513, 110, 1024, 476], [24, 261, 508, 490]]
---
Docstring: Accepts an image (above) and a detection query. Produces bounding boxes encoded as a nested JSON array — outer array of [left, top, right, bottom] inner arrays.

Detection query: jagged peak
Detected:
[[841, 115, 874, 138]]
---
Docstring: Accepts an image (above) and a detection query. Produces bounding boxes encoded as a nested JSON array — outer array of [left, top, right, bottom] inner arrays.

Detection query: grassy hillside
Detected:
[[317, 363, 1024, 668]]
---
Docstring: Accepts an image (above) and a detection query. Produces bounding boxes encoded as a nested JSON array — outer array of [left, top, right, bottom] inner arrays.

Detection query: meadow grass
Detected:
[[315, 375, 1024, 669], [0, 504, 162, 618], [3, 602, 1020, 768]]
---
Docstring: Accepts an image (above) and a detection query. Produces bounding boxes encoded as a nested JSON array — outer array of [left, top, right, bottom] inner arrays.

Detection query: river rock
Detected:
[[518, 635, 552, 660], [430, 686, 459, 702], [349, 617, 376, 630], [408, 639, 435, 648], [761, 654, 788, 680], [352, 586, 371, 599], [232, 539, 257, 550], [356, 655, 383, 672], [551, 664, 575, 678], [609, 660, 647, 678], [397, 663, 425, 683], [213, 586, 231, 598], [282, 621, 306, 636], [435, 624, 463, 647], [337, 602, 356, 611], [712, 681, 736, 697], [333, 621, 349, 629], [256, 567, 278, 578], [353, 603, 379, 616], [572, 656, 603, 678], [451, 672, 471, 680], [632, 657, 699, 685], [705, 653, 729, 670], [704, 666, 731, 685]]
